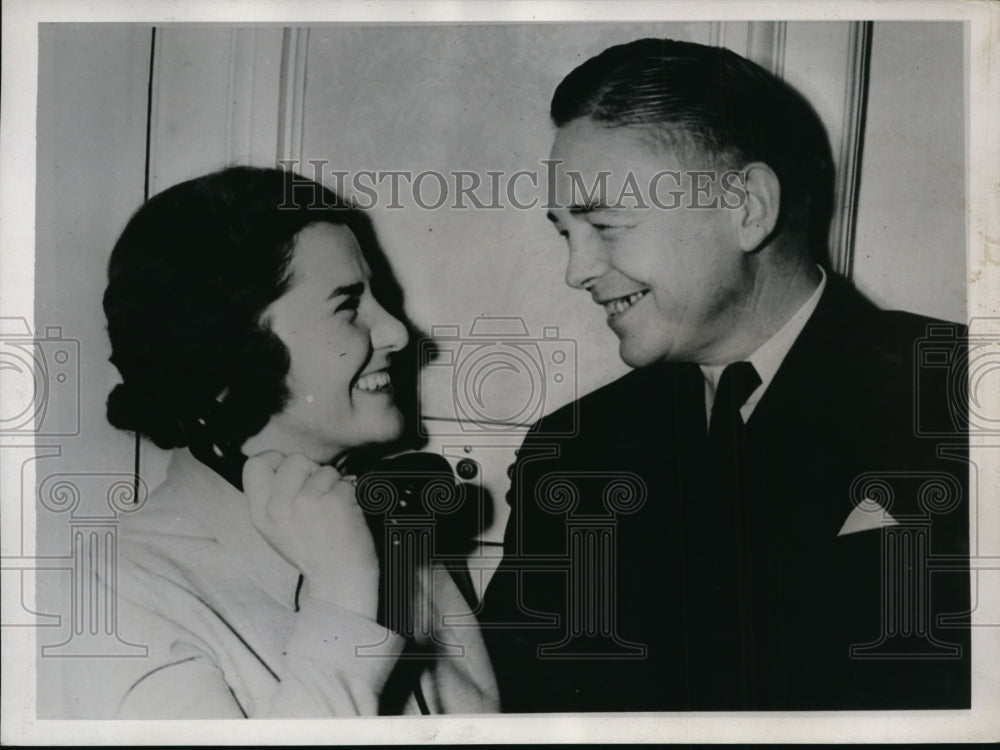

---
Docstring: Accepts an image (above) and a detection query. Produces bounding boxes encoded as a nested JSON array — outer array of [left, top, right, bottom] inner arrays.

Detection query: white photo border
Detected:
[[2, 0, 998, 744]]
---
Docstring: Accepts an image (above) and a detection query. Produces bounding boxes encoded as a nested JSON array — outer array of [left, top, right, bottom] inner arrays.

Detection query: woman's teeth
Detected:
[[604, 290, 648, 317], [354, 370, 391, 392]]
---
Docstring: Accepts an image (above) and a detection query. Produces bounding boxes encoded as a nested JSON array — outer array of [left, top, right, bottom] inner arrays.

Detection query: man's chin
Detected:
[[618, 341, 662, 369]]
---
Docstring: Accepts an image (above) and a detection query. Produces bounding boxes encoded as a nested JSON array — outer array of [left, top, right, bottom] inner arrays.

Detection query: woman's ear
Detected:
[[733, 161, 781, 252]]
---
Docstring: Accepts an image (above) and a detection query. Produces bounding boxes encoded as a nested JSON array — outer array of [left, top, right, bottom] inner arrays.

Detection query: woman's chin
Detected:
[[327, 414, 406, 465], [365, 406, 406, 444]]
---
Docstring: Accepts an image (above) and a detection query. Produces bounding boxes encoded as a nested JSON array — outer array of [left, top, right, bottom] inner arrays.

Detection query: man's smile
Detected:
[[598, 289, 650, 318]]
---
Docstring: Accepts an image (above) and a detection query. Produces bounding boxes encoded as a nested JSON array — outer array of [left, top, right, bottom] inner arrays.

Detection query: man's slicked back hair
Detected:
[[551, 38, 834, 259]]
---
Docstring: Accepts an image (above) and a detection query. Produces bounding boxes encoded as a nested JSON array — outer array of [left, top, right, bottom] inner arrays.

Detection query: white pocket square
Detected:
[[837, 498, 899, 537]]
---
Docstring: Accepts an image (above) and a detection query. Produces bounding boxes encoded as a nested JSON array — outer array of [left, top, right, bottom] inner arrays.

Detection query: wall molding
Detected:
[[710, 21, 787, 76], [224, 28, 283, 166], [747, 21, 787, 77], [828, 21, 873, 278], [708, 22, 724, 48], [719, 21, 872, 277], [277, 27, 310, 168]]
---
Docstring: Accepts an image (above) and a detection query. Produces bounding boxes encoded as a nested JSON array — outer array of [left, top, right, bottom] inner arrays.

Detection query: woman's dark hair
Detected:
[[551, 38, 834, 262], [103, 166, 364, 450]]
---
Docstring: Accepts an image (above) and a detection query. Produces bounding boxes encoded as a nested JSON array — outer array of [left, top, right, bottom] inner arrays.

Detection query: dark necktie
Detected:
[[708, 361, 761, 451], [684, 361, 761, 709]]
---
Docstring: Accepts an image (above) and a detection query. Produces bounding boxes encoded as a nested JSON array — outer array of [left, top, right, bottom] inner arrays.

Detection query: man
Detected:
[[480, 38, 970, 711]]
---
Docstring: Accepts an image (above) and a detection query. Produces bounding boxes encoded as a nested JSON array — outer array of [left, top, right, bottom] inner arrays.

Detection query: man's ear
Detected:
[[733, 162, 781, 252]]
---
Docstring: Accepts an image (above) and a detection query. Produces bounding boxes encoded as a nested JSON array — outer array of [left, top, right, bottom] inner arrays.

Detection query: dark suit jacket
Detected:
[[480, 276, 970, 711]]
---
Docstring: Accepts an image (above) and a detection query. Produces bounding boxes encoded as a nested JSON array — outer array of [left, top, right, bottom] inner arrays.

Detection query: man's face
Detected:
[[547, 118, 750, 366], [258, 222, 409, 462]]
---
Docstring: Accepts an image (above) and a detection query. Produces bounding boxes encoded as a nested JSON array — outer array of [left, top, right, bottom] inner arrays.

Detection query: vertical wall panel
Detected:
[[782, 22, 870, 275], [147, 27, 285, 195], [277, 27, 310, 166]]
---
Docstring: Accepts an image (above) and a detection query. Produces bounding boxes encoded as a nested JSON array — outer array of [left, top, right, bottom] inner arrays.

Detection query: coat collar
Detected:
[[166, 448, 302, 611], [746, 273, 880, 421]]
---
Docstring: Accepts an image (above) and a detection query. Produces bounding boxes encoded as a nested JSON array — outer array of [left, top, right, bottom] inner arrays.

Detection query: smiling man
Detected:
[[480, 38, 970, 711]]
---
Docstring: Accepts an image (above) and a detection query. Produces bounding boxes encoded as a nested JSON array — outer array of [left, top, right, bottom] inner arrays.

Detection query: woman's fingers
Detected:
[[268, 454, 320, 518], [300, 465, 341, 499], [243, 451, 287, 526], [243, 451, 285, 490], [242, 452, 379, 617], [245, 452, 335, 526]]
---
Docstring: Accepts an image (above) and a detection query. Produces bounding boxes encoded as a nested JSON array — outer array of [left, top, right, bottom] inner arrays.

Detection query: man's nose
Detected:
[[371, 302, 409, 353], [564, 236, 609, 290]]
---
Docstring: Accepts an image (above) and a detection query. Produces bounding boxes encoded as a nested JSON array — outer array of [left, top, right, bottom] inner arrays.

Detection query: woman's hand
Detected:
[[243, 452, 379, 619]]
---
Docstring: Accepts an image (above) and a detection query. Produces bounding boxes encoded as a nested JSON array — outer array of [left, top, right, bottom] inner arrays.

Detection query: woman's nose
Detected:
[[371, 302, 409, 353]]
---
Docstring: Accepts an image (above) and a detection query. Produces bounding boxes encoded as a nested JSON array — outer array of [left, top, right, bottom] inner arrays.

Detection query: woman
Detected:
[[92, 166, 496, 717]]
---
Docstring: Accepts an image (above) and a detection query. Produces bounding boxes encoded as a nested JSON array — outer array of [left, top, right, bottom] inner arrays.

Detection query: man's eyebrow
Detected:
[[571, 202, 627, 215], [327, 281, 365, 300], [547, 203, 627, 224]]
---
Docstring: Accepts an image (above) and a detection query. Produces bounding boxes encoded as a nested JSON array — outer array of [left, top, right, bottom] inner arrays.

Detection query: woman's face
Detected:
[[247, 222, 409, 462]]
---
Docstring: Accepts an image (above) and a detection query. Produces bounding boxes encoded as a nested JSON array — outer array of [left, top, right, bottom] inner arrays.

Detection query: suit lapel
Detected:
[[740, 276, 879, 537], [749, 276, 873, 428]]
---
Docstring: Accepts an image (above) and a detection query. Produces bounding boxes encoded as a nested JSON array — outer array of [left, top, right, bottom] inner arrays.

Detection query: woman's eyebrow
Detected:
[[326, 281, 364, 300]]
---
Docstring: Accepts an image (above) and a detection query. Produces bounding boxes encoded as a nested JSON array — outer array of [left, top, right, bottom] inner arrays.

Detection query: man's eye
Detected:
[[335, 297, 360, 315], [592, 222, 629, 234]]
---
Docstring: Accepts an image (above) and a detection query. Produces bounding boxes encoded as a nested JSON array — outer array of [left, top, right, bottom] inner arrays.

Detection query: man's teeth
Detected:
[[603, 290, 648, 316], [354, 370, 391, 392]]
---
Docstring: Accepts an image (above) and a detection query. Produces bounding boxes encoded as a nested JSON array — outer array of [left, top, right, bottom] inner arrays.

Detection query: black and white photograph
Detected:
[[2, 0, 998, 744]]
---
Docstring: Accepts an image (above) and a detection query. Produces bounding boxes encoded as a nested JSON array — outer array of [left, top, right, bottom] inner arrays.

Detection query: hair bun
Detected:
[[106, 382, 187, 449]]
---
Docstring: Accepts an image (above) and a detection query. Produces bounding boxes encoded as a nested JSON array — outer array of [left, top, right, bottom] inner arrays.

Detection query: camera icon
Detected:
[[914, 319, 1000, 437], [418, 316, 577, 435], [0, 317, 81, 436]]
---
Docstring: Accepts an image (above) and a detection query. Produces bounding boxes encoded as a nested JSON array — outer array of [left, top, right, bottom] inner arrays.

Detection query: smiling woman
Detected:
[[66, 166, 497, 717], [242, 222, 410, 463]]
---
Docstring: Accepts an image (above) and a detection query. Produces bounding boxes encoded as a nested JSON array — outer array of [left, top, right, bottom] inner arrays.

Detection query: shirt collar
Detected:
[[701, 265, 827, 421], [168, 448, 302, 610]]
